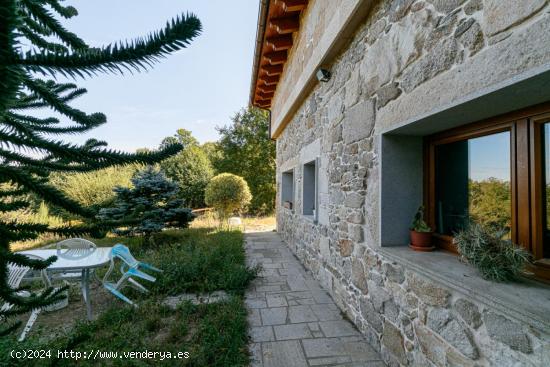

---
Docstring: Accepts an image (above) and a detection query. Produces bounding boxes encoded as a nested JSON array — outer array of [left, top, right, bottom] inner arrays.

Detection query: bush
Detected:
[[160, 145, 214, 208], [149, 229, 190, 247], [50, 165, 140, 209], [454, 222, 531, 281], [205, 173, 252, 222], [97, 167, 195, 236], [215, 107, 275, 214]]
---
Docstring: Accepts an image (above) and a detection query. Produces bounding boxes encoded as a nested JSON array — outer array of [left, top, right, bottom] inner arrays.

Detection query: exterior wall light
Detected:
[[316, 68, 331, 82]]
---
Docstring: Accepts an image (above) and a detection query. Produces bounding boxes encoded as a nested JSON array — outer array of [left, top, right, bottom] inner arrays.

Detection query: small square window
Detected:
[[281, 169, 295, 210], [303, 159, 318, 219]]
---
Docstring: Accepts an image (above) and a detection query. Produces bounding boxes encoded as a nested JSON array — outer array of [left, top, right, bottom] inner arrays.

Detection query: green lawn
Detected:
[[1, 228, 257, 366]]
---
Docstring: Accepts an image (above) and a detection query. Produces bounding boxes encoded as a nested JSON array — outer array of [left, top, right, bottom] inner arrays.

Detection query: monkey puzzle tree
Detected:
[[0, 0, 201, 335]]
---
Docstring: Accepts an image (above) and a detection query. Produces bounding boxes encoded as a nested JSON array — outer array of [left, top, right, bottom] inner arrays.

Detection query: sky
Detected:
[[54, 0, 259, 152], [468, 131, 510, 181]]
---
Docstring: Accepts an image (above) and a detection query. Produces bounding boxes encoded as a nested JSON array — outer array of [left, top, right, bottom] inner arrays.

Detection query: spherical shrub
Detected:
[[205, 173, 252, 221]]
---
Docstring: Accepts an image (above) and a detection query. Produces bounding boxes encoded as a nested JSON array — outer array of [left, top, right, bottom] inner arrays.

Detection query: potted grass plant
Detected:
[[454, 222, 531, 281], [409, 206, 434, 251]]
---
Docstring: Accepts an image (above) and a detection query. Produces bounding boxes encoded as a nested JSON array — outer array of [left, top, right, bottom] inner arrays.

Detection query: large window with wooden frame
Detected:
[[424, 104, 550, 281]]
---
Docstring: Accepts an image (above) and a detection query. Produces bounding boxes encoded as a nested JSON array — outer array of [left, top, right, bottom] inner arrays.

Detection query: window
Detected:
[[434, 132, 511, 236], [302, 159, 318, 220], [281, 169, 295, 210], [425, 103, 550, 281], [532, 112, 550, 265], [542, 123, 550, 258]]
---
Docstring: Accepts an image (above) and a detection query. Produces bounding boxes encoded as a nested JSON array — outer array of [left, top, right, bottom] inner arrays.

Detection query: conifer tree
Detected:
[[98, 167, 195, 237], [0, 0, 201, 335]]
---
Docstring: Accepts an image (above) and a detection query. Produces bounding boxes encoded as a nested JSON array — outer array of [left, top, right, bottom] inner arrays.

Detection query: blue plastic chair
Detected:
[[102, 244, 162, 306]]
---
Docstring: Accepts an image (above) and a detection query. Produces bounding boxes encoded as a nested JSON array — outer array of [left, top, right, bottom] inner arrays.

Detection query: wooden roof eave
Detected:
[[249, 0, 271, 107], [249, 0, 309, 110]]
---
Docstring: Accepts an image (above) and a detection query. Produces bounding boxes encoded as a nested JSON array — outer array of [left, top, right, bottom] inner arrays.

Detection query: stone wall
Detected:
[[270, 0, 362, 135], [274, 0, 550, 366]]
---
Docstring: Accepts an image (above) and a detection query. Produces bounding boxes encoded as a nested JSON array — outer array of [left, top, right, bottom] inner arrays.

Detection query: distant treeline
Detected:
[[468, 178, 511, 231], [2, 107, 276, 241]]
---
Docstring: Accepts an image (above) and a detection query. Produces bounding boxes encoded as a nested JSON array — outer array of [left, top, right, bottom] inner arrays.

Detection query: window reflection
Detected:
[[435, 132, 511, 235]]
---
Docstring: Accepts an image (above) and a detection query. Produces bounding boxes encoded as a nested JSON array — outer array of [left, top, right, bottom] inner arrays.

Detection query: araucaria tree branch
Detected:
[[0, 0, 201, 336]]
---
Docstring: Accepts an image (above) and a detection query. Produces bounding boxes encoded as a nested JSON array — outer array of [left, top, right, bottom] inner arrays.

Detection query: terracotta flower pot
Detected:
[[409, 230, 435, 252]]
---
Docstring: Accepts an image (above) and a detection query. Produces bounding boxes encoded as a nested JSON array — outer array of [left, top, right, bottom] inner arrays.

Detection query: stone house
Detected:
[[250, 0, 550, 366]]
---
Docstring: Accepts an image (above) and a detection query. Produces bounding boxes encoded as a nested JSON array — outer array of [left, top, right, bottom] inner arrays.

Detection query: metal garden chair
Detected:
[[2, 254, 52, 341], [102, 244, 162, 306]]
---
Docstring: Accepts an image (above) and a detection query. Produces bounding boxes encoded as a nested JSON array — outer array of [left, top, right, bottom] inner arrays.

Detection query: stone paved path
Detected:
[[245, 231, 384, 367]]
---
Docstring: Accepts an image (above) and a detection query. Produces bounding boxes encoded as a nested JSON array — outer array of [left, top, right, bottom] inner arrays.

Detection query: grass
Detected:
[[1, 227, 257, 366], [191, 211, 275, 233], [9, 214, 276, 252], [148, 230, 256, 294]]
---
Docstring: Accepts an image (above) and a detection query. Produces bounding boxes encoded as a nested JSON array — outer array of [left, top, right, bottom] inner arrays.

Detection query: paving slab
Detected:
[[260, 307, 288, 325], [246, 298, 267, 309], [302, 337, 380, 361], [248, 308, 262, 327], [249, 326, 275, 342], [249, 342, 263, 367], [288, 305, 319, 323], [319, 320, 360, 337], [274, 323, 312, 340], [163, 291, 229, 308], [262, 340, 308, 367], [266, 294, 288, 307], [245, 231, 385, 366], [310, 304, 342, 321]]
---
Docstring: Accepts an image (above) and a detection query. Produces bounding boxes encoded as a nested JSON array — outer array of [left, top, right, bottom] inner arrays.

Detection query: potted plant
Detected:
[[454, 222, 531, 281], [409, 206, 434, 251]]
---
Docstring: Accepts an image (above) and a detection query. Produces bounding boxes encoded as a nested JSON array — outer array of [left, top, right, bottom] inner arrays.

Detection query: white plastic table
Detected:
[[18, 247, 112, 320]]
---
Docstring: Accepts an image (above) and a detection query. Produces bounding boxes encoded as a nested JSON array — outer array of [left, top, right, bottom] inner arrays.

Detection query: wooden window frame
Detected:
[[424, 102, 550, 281], [529, 112, 550, 280]]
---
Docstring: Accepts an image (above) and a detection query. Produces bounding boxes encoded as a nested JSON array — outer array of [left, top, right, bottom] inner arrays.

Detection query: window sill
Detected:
[[376, 244, 550, 332], [302, 215, 318, 224]]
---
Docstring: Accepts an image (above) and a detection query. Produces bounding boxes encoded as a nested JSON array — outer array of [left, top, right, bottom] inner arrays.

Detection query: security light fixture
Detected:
[[316, 68, 331, 82]]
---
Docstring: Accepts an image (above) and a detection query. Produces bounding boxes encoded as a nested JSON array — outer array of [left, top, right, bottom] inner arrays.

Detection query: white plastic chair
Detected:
[[1, 254, 50, 341], [56, 238, 97, 260], [54, 238, 97, 281]]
